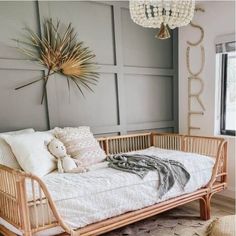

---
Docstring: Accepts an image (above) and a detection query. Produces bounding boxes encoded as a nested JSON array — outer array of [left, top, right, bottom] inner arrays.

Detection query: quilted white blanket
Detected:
[[40, 147, 214, 229]]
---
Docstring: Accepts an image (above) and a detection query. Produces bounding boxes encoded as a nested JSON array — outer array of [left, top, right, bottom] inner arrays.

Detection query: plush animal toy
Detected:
[[48, 138, 87, 173]]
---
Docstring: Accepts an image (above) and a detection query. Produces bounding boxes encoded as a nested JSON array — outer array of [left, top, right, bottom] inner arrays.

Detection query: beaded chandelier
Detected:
[[129, 0, 195, 39]]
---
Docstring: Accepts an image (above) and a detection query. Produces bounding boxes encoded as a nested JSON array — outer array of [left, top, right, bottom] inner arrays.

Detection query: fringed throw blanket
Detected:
[[106, 154, 190, 198]]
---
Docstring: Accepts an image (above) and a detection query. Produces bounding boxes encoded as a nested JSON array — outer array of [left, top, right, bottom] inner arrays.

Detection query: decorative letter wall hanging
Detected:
[[186, 7, 205, 135], [14, 19, 99, 104]]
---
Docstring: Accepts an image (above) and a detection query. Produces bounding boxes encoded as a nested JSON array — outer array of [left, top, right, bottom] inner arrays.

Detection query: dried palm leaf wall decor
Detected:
[[14, 19, 99, 104]]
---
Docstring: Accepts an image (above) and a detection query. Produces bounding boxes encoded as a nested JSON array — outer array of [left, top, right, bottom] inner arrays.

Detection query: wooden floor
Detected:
[[211, 194, 235, 213]]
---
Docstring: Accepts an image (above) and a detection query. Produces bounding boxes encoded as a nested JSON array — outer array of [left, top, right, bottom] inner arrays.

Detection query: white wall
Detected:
[[179, 1, 235, 199]]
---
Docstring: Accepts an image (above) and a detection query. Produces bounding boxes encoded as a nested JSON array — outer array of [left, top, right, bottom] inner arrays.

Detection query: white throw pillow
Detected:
[[54, 127, 106, 167], [2, 132, 56, 177], [0, 129, 35, 169]]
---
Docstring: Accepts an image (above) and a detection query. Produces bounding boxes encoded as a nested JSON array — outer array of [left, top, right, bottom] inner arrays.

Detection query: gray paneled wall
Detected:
[[0, 1, 178, 135]]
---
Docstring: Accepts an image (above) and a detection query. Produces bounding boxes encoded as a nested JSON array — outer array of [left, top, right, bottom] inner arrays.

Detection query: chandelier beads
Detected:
[[129, 0, 195, 39]]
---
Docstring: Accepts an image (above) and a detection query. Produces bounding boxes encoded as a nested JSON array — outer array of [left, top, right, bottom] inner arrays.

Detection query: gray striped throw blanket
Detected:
[[106, 154, 190, 198]]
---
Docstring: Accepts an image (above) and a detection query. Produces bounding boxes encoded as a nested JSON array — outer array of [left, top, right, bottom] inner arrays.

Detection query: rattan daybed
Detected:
[[0, 132, 227, 236]]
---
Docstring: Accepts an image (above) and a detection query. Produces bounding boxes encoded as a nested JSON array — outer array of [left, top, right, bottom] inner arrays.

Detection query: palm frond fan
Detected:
[[14, 19, 99, 104]]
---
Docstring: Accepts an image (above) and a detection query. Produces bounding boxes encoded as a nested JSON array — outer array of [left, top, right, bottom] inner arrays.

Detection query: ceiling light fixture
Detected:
[[129, 0, 195, 39]]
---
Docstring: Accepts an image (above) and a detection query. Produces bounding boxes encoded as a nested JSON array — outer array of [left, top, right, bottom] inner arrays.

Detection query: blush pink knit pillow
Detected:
[[53, 127, 106, 167]]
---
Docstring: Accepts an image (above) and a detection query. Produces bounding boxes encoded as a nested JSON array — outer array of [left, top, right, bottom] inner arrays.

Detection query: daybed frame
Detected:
[[0, 132, 227, 236]]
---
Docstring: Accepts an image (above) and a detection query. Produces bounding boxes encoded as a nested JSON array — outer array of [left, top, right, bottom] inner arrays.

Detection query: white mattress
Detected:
[[0, 147, 215, 236]]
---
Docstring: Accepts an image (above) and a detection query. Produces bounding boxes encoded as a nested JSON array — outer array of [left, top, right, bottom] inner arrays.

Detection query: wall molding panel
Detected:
[[0, 1, 178, 135]]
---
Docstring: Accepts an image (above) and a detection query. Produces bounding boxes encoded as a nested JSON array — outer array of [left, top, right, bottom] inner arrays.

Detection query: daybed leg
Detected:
[[199, 195, 211, 220]]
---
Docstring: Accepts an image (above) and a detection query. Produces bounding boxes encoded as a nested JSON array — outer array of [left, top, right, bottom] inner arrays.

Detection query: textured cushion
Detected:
[[0, 129, 35, 169], [2, 132, 56, 177], [208, 215, 236, 236], [54, 127, 106, 167]]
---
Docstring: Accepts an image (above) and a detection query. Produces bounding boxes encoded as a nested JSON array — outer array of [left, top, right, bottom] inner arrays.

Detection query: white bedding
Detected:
[[0, 147, 215, 235]]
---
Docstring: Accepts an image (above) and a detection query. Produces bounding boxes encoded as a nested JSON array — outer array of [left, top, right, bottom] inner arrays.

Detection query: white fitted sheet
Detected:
[[0, 147, 215, 235]]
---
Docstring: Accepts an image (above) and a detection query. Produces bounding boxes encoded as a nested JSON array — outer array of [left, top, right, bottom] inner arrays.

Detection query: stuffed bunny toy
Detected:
[[48, 138, 87, 173]]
